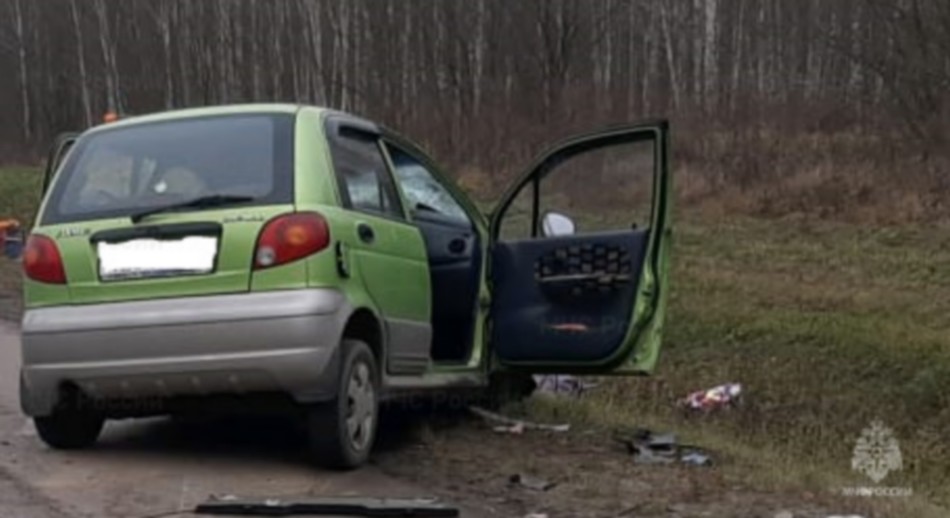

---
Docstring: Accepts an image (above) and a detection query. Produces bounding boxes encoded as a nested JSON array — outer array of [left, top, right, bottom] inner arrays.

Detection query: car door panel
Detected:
[[488, 121, 671, 374], [490, 230, 648, 364], [323, 117, 433, 375]]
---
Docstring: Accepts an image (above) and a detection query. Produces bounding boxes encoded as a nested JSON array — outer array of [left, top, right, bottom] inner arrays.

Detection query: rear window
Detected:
[[42, 114, 295, 225]]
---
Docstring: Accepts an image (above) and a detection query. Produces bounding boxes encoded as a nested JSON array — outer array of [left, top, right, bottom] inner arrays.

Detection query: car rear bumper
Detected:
[[20, 289, 351, 417]]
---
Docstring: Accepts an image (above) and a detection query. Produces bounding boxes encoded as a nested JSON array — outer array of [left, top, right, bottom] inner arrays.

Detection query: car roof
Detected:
[[83, 103, 342, 135]]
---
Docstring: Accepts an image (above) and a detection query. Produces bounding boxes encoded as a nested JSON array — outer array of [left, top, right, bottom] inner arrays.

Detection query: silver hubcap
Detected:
[[345, 362, 375, 451]]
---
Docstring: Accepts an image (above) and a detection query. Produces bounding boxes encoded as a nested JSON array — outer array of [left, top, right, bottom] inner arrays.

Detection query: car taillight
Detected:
[[22, 235, 67, 284], [254, 212, 331, 269]]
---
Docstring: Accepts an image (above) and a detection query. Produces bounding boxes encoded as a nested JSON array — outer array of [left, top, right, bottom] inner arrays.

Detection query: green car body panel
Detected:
[[19, 104, 673, 424]]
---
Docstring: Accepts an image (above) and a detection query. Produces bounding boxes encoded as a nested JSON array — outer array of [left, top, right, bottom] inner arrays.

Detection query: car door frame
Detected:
[[487, 120, 672, 374], [377, 132, 492, 370], [322, 114, 435, 375], [43, 132, 80, 196]]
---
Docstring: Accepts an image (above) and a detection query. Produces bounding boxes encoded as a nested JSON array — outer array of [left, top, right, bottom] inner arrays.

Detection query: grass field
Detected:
[[525, 214, 950, 512], [2, 166, 948, 509], [658, 216, 950, 500], [0, 167, 43, 226]]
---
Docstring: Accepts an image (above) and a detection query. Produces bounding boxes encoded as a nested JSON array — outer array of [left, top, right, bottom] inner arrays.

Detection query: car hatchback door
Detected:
[[488, 121, 671, 374], [31, 112, 297, 305]]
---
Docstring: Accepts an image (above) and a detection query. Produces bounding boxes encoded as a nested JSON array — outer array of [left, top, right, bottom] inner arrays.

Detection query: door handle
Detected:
[[357, 223, 375, 244]]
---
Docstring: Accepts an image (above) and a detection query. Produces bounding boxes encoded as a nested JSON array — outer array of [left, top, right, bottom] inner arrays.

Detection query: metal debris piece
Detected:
[[207, 494, 240, 502], [194, 496, 459, 517], [509, 474, 557, 492], [470, 406, 570, 433], [613, 428, 713, 467]]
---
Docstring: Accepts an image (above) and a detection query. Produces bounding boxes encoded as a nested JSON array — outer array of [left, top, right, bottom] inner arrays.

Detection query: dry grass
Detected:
[[3, 156, 950, 513], [515, 214, 950, 514], [675, 130, 950, 224]]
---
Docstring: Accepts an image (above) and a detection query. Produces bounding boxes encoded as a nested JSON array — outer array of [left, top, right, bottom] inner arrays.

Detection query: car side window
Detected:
[[386, 145, 470, 225], [327, 128, 403, 219]]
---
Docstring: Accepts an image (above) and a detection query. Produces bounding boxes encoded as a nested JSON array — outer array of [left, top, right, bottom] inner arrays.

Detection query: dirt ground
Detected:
[[374, 409, 894, 518], [0, 322, 932, 518]]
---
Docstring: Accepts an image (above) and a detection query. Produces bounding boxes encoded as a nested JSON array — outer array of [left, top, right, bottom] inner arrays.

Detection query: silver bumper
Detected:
[[21, 289, 351, 417]]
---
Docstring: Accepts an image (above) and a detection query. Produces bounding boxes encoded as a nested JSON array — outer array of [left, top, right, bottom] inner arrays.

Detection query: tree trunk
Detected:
[[13, 0, 31, 139]]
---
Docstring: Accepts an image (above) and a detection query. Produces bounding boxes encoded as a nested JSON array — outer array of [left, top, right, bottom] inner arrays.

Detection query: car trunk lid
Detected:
[[50, 206, 292, 304], [35, 112, 297, 304]]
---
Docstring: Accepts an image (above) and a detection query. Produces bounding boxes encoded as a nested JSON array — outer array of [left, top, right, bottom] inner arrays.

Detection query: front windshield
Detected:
[[42, 114, 294, 224]]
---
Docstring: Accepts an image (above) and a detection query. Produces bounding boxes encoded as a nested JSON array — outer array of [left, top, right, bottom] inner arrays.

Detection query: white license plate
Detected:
[[97, 236, 219, 281]]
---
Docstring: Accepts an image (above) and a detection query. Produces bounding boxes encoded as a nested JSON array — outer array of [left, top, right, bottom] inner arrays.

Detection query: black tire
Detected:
[[307, 339, 379, 470], [34, 392, 104, 450]]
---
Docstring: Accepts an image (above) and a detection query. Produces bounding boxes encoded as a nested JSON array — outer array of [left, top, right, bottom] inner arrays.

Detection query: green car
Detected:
[[17, 104, 672, 469]]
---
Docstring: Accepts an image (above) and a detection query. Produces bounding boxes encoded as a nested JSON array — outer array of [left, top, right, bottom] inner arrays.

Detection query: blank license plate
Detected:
[[97, 236, 218, 281]]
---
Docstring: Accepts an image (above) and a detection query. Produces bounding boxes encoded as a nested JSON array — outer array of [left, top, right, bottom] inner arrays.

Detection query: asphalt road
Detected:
[[0, 321, 486, 518]]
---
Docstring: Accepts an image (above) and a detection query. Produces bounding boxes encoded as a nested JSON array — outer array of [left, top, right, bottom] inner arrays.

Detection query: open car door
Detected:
[[43, 132, 80, 195], [488, 121, 671, 374]]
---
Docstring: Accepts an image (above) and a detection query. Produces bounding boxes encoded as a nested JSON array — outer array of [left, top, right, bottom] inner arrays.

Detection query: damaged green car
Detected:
[[17, 104, 672, 468]]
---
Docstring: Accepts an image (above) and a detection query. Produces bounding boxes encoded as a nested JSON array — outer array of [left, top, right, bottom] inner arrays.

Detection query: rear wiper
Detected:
[[130, 194, 256, 223]]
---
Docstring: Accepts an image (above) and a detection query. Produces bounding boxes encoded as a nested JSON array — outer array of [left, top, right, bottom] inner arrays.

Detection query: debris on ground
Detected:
[[469, 406, 570, 433], [680, 451, 713, 466], [613, 428, 713, 467], [194, 496, 459, 517], [533, 374, 598, 397], [509, 474, 557, 492], [493, 422, 525, 435], [680, 382, 742, 412]]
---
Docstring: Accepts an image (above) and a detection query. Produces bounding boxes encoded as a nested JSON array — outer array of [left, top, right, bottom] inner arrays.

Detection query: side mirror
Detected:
[[541, 212, 576, 237]]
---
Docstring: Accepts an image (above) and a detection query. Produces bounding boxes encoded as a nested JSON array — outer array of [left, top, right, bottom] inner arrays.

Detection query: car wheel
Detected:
[[308, 339, 379, 470], [34, 391, 105, 450]]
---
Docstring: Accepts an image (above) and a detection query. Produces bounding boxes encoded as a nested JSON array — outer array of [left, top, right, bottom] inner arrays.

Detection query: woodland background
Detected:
[[1, 0, 949, 218]]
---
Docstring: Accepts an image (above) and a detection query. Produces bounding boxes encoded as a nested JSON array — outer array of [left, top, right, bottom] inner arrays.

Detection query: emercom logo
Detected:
[[851, 420, 902, 483], [841, 420, 913, 498]]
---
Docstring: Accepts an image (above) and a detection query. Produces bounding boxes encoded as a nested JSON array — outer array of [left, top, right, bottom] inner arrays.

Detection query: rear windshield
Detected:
[[42, 114, 294, 225]]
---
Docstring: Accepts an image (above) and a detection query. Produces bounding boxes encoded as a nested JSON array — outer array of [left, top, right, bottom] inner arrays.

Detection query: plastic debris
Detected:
[[470, 406, 570, 433], [493, 422, 526, 435], [195, 496, 459, 517], [533, 374, 598, 397], [681, 382, 742, 412], [613, 428, 713, 467], [509, 474, 556, 492], [680, 451, 713, 466]]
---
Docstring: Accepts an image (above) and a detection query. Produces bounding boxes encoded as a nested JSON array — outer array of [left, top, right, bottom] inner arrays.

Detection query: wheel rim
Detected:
[[345, 361, 376, 451]]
